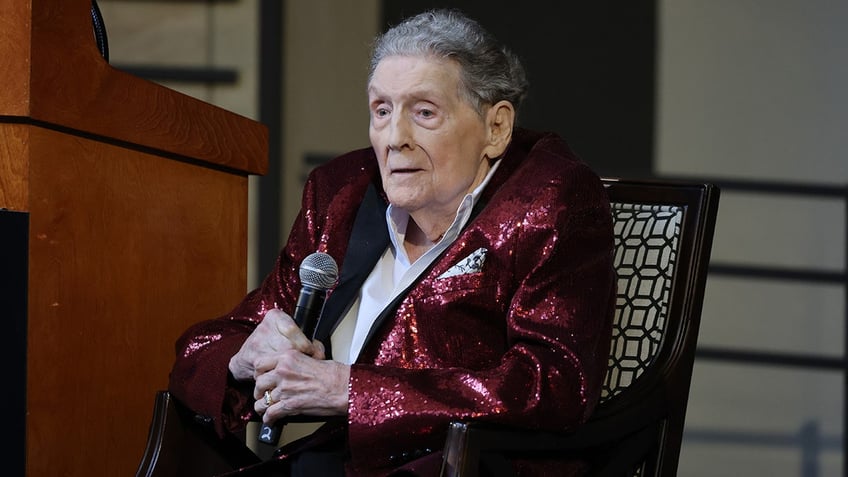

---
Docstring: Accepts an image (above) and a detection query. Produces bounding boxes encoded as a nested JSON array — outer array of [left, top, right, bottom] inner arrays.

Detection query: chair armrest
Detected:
[[136, 391, 181, 476], [440, 392, 667, 477], [136, 390, 261, 477]]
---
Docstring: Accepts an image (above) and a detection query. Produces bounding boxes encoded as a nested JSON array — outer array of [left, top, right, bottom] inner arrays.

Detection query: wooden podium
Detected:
[[0, 1, 268, 475]]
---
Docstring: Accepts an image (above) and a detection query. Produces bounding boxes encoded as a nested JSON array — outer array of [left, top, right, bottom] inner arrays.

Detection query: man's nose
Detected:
[[388, 114, 412, 150]]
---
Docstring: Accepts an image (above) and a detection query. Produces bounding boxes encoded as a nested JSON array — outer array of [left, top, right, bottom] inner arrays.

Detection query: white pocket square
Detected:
[[437, 247, 488, 279]]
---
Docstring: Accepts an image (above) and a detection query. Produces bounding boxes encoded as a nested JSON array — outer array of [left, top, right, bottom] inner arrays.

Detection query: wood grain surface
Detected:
[[0, 1, 269, 475]]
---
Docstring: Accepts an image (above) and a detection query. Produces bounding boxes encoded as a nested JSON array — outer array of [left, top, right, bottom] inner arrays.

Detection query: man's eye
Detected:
[[419, 109, 434, 118], [374, 108, 389, 117]]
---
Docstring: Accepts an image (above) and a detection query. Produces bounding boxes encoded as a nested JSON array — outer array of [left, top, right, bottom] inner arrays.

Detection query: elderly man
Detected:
[[168, 9, 615, 476]]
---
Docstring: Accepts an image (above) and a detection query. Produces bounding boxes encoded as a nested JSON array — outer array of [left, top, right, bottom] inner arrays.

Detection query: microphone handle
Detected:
[[293, 286, 328, 339], [257, 422, 282, 446], [257, 286, 328, 446]]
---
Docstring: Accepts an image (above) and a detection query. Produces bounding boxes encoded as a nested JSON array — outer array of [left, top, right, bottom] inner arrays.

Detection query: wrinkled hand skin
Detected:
[[228, 309, 350, 424]]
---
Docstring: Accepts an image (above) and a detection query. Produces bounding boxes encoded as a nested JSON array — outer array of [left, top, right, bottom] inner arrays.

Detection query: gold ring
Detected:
[[264, 390, 273, 406]]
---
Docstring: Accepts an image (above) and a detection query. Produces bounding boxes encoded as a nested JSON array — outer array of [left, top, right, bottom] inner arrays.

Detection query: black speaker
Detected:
[[1, 209, 28, 477]]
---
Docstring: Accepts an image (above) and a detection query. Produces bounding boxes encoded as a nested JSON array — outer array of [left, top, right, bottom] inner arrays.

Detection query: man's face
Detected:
[[368, 55, 493, 219]]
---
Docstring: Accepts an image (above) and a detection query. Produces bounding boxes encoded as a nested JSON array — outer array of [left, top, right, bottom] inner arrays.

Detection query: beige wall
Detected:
[[657, 0, 846, 475], [99, 1, 259, 118], [280, 0, 379, 252]]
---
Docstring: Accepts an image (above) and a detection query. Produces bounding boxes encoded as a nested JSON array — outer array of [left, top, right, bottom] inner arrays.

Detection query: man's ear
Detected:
[[483, 100, 515, 159]]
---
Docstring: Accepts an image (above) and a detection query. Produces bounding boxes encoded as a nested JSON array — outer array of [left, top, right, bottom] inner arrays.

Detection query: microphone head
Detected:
[[299, 252, 339, 290]]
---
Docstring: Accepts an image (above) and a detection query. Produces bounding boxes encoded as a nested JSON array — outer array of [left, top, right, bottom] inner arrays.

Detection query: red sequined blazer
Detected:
[[168, 128, 616, 475]]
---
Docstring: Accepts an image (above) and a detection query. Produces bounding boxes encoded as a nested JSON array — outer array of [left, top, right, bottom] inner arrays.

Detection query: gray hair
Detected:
[[369, 9, 528, 116]]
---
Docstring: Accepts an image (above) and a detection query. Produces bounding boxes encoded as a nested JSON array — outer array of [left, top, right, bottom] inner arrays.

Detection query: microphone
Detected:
[[258, 252, 338, 446], [291, 252, 339, 339]]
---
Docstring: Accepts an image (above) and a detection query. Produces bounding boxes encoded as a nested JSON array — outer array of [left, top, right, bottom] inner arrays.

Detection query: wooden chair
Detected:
[[136, 178, 720, 477], [135, 391, 261, 477], [440, 178, 720, 476]]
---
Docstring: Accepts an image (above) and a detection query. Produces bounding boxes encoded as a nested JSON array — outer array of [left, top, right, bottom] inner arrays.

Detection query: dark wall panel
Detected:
[[381, 1, 656, 178]]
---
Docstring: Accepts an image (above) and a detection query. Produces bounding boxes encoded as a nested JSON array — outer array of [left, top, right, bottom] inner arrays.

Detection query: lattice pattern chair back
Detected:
[[602, 203, 683, 402]]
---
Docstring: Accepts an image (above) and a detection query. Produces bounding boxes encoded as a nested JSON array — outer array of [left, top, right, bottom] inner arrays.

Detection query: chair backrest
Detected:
[[603, 200, 683, 401], [596, 178, 720, 476]]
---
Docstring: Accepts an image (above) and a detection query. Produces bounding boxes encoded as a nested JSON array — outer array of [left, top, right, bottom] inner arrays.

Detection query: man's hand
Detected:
[[228, 309, 321, 381], [253, 351, 351, 422]]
